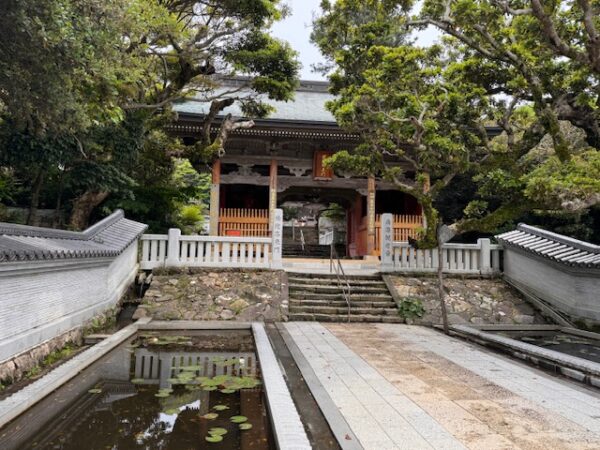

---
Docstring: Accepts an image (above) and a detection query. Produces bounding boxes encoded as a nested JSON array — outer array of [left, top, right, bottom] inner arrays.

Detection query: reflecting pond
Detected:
[[497, 329, 600, 364], [0, 330, 275, 450]]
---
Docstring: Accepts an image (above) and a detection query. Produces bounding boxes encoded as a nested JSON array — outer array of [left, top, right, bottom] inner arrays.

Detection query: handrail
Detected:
[[329, 230, 351, 322]]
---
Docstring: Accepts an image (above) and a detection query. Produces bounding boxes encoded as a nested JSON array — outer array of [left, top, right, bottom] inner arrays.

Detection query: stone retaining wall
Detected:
[[138, 268, 287, 322], [390, 275, 546, 326]]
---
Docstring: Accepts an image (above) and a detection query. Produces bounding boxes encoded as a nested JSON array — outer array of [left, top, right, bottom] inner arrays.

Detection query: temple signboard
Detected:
[[313, 150, 334, 180]]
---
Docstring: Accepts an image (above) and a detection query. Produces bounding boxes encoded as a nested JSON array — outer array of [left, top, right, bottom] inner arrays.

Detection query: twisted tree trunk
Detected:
[[27, 167, 45, 226], [69, 190, 109, 230], [438, 243, 449, 334]]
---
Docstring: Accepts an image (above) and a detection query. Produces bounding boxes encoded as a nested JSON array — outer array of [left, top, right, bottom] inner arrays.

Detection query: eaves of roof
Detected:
[[0, 210, 147, 263], [496, 224, 600, 269]]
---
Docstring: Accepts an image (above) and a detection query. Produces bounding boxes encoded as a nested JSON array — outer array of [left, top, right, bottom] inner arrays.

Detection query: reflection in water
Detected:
[[498, 330, 600, 364], [1, 331, 274, 450]]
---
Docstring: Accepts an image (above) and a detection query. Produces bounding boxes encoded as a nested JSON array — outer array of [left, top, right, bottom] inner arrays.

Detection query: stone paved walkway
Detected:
[[284, 322, 600, 450]]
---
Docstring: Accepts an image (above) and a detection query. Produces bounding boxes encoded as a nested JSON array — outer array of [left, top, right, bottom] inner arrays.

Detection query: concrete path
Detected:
[[284, 322, 600, 450]]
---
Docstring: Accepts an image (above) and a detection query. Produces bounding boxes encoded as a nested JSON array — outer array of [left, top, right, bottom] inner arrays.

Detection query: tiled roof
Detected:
[[0, 210, 147, 263], [173, 80, 336, 124], [496, 224, 600, 268]]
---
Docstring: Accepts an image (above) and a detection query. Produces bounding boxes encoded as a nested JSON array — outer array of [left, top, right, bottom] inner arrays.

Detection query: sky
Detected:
[[271, 0, 325, 80], [270, 0, 440, 81]]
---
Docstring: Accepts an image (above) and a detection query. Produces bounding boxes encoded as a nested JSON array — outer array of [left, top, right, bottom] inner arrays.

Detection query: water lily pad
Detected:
[[154, 388, 173, 398], [203, 386, 217, 391], [88, 388, 102, 394], [230, 415, 248, 423], [205, 435, 223, 443], [213, 405, 230, 411], [212, 375, 230, 384], [201, 413, 219, 420], [208, 427, 228, 436], [239, 423, 253, 430], [220, 388, 236, 394]]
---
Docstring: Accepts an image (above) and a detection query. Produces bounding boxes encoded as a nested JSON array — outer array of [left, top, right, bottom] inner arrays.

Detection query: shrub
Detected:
[[398, 297, 425, 319]]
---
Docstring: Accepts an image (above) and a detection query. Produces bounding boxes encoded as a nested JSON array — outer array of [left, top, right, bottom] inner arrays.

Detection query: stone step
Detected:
[[288, 313, 404, 323], [289, 284, 389, 294], [286, 272, 382, 281], [289, 305, 399, 316], [288, 277, 386, 287], [289, 299, 396, 308], [289, 293, 394, 302]]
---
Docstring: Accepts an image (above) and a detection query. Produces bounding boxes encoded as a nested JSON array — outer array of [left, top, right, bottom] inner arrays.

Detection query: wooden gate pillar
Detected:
[[367, 176, 376, 255], [209, 159, 221, 236], [269, 159, 277, 232]]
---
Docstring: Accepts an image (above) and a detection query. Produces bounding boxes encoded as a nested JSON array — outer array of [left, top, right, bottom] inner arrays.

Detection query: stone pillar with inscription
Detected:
[[271, 208, 283, 269], [367, 177, 376, 255], [269, 159, 278, 231], [380, 213, 393, 271], [209, 159, 220, 236]]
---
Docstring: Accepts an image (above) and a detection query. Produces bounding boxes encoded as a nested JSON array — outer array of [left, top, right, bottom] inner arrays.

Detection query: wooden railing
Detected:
[[218, 208, 269, 237], [358, 214, 423, 255], [374, 214, 422, 253]]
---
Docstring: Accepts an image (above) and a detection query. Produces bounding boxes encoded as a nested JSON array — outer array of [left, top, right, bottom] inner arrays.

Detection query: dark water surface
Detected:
[[497, 330, 600, 364], [0, 330, 275, 450]]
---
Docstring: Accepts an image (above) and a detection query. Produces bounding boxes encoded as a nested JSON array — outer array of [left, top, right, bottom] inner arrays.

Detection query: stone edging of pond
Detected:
[[451, 324, 600, 387], [252, 322, 312, 450], [0, 317, 151, 428]]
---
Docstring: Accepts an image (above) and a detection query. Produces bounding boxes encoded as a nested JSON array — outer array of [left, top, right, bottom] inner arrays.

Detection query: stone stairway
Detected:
[[287, 272, 403, 322], [282, 243, 346, 258]]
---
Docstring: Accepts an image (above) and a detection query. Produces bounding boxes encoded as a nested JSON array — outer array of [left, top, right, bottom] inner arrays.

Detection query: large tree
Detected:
[[0, 0, 299, 228], [314, 0, 600, 234], [411, 0, 600, 223], [313, 0, 600, 331]]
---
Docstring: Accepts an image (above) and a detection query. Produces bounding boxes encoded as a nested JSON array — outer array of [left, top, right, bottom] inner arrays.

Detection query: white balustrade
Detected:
[[139, 208, 283, 270], [380, 213, 502, 274], [133, 349, 258, 388]]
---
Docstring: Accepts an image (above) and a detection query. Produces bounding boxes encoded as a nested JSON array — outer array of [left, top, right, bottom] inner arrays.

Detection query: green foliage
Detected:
[[177, 204, 205, 234], [22, 341, 80, 381], [85, 309, 118, 334], [25, 365, 41, 379], [172, 159, 211, 207], [314, 0, 600, 242], [0, 168, 18, 203], [42, 343, 78, 367], [282, 206, 299, 221], [0, 0, 171, 136], [397, 297, 425, 319], [523, 150, 600, 211], [313, 2, 491, 247], [321, 203, 346, 220], [0, 0, 299, 226]]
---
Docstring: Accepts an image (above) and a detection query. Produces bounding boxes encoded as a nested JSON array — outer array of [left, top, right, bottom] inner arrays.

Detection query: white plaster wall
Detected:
[[0, 242, 139, 363], [504, 249, 600, 321]]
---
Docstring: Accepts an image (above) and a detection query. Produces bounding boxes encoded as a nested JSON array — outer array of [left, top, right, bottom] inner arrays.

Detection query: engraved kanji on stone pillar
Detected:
[[271, 208, 283, 269], [381, 213, 394, 271]]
